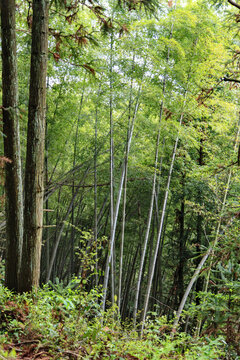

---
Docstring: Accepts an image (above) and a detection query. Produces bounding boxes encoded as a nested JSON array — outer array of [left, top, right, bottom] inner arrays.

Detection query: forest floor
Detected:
[[0, 283, 230, 359]]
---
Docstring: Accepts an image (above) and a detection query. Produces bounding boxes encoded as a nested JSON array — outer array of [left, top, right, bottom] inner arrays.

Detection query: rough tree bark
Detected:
[[19, 0, 49, 292], [1, 0, 23, 291]]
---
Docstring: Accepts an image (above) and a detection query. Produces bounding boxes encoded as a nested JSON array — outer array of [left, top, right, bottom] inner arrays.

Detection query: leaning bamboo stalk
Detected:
[[118, 160, 128, 312], [70, 76, 86, 278], [94, 85, 102, 287], [140, 32, 198, 334], [133, 101, 164, 326], [172, 113, 240, 332], [118, 52, 137, 312], [108, 31, 115, 305], [195, 114, 240, 336], [46, 167, 90, 282], [102, 87, 142, 311], [140, 94, 187, 335], [133, 16, 175, 326]]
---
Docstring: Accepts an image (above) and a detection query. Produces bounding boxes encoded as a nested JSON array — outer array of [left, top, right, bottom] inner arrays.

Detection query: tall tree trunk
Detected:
[[19, 0, 49, 292], [1, 0, 23, 291], [44, 106, 49, 282]]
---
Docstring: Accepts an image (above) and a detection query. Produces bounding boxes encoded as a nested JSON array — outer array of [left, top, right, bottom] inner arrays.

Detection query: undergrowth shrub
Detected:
[[0, 279, 228, 359], [185, 259, 240, 359]]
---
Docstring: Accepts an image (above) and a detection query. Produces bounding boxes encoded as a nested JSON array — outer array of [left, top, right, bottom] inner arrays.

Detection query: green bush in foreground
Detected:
[[0, 280, 227, 359]]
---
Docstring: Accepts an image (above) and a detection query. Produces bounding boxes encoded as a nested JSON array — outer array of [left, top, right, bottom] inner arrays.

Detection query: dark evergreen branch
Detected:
[[223, 76, 240, 83], [228, 0, 240, 10]]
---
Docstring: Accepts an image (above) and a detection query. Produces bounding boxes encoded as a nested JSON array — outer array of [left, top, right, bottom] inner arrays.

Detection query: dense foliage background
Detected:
[[1, 0, 240, 358]]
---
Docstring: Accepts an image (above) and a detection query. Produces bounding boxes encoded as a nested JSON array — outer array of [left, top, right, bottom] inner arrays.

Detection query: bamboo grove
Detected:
[[1, 0, 240, 342]]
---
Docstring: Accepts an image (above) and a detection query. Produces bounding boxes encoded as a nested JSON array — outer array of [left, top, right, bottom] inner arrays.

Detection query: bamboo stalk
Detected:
[[172, 113, 240, 332]]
